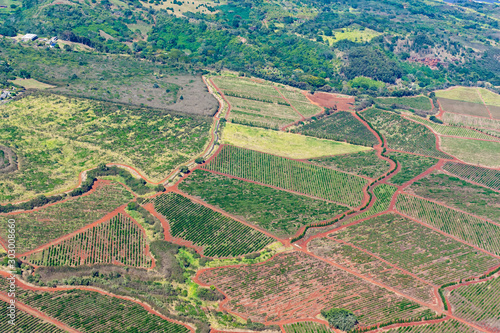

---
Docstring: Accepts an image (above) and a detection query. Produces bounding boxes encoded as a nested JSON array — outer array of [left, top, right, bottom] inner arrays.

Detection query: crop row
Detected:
[[442, 162, 500, 191], [387, 152, 437, 186], [347, 184, 397, 223], [443, 112, 500, 130], [362, 108, 450, 158], [153, 192, 273, 257], [406, 115, 498, 140], [291, 111, 379, 147], [223, 90, 289, 105], [0, 277, 190, 333], [205, 145, 368, 207], [449, 277, 500, 330], [382, 319, 476, 333], [199, 252, 435, 326], [395, 193, 500, 255], [284, 321, 333, 333], [0, 301, 66, 333], [23, 213, 151, 268], [330, 213, 500, 286], [0, 180, 133, 254]]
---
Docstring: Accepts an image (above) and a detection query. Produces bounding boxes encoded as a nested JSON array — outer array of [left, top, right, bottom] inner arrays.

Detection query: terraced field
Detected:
[[205, 145, 368, 207]]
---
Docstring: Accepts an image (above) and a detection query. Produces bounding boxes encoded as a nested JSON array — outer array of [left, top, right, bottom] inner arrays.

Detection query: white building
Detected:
[[21, 34, 38, 42]]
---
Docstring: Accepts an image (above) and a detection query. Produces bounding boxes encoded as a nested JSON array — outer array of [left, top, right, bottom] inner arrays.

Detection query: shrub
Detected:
[[321, 308, 358, 331]]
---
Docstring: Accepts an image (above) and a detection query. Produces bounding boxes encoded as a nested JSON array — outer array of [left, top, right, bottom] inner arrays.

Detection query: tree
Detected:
[[179, 166, 189, 173], [195, 157, 205, 164], [321, 308, 358, 331]]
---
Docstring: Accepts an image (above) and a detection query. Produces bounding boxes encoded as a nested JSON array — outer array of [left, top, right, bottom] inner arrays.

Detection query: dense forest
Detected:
[[1, 0, 500, 94]]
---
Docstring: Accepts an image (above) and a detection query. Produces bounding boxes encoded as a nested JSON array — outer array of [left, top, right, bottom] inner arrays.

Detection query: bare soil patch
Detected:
[[303, 92, 355, 111], [438, 98, 489, 117], [487, 105, 500, 120]]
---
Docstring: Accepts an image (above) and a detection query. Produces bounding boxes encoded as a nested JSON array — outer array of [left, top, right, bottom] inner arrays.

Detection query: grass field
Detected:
[[23, 213, 152, 267], [0, 277, 190, 333], [395, 193, 500, 255], [408, 172, 500, 223], [10, 78, 55, 89], [440, 137, 500, 168], [291, 111, 379, 147], [222, 123, 370, 159], [205, 145, 369, 207], [478, 88, 500, 107], [0, 180, 133, 253], [321, 25, 382, 44], [362, 108, 450, 158], [383, 319, 477, 333], [310, 237, 435, 303], [0, 94, 210, 202], [449, 277, 500, 330], [387, 152, 438, 185], [330, 213, 500, 285], [435, 87, 484, 104], [375, 96, 432, 111], [199, 251, 435, 326], [153, 192, 273, 257], [443, 162, 500, 191], [179, 169, 348, 237], [308, 150, 390, 179]]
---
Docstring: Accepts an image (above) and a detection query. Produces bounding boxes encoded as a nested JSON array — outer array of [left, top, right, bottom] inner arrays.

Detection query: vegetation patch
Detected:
[[205, 145, 369, 207], [443, 162, 500, 191], [0, 180, 133, 253], [443, 113, 500, 130], [222, 123, 370, 159], [10, 78, 55, 89], [179, 169, 348, 238], [0, 304, 66, 333], [382, 319, 477, 333], [0, 93, 210, 202], [23, 213, 152, 268], [199, 252, 435, 326], [395, 193, 500, 255], [478, 88, 500, 107], [375, 96, 432, 111], [435, 87, 484, 104], [322, 25, 382, 44], [330, 213, 500, 285], [362, 108, 450, 158], [348, 184, 397, 223], [321, 308, 358, 332], [153, 192, 273, 257], [440, 137, 500, 168], [291, 111, 379, 147], [408, 172, 500, 223], [387, 152, 437, 186], [284, 321, 333, 333]]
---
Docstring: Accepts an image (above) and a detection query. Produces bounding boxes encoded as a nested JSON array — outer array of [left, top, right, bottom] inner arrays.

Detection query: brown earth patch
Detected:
[[303, 92, 355, 111], [438, 98, 490, 118]]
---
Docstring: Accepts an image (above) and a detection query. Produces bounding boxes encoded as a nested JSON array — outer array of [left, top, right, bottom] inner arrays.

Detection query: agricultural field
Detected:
[[408, 172, 500, 223], [279, 88, 324, 117], [330, 213, 500, 285], [153, 192, 273, 257], [382, 319, 478, 333], [291, 111, 379, 147], [222, 123, 370, 159], [443, 113, 500, 130], [387, 152, 438, 186], [375, 96, 433, 111], [321, 25, 382, 44], [438, 99, 490, 118], [440, 137, 500, 168], [10, 78, 55, 89], [284, 321, 333, 333], [442, 162, 500, 191], [308, 150, 390, 179], [198, 252, 436, 326], [204, 145, 369, 207], [0, 302, 66, 333], [395, 193, 500, 255], [406, 115, 499, 141], [0, 278, 190, 333], [362, 108, 450, 158], [309, 237, 435, 303], [23, 213, 152, 268], [449, 277, 500, 331], [346, 184, 398, 223], [0, 180, 133, 254], [0, 93, 211, 202], [435, 87, 485, 104], [179, 169, 348, 238]]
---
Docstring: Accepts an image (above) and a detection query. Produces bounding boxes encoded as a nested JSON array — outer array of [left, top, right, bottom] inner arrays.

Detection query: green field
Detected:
[[308, 150, 390, 179], [362, 108, 450, 158], [395, 193, 500, 255], [440, 137, 500, 168], [408, 172, 500, 223], [205, 145, 369, 207], [291, 111, 379, 147], [153, 192, 273, 257], [179, 169, 348, 237], [321, 25, 382, 44], [284, 321, 333, 333], [435, 87, 484, 104], [10, 78, 55, 89], [0, 181, 133, 253], [0, 302, 66, 333], [383, 319, 477, 333], [347, 184, 398, 223], [443, 162, 500, 191], [375, 96, 432, 111], [0, 94, 210, 202], [387, 152, 438, 185], [222, 123, 370, 159], [330, 213, 500, 285]]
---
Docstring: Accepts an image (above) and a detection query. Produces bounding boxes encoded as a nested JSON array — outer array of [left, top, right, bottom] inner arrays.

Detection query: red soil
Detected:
[[302, 92, 355, 111]]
